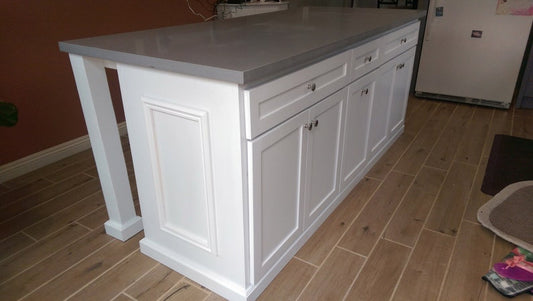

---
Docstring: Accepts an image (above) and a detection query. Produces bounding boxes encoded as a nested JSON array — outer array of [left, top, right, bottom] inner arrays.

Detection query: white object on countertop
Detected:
[[217, 1, 289, 19]]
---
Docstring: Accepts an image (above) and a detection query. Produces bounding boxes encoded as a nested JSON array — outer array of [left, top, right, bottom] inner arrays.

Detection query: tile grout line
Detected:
[[74, 201, 111, 228], [428, 171, 457, 300], [370, 172, 417, 300], [293, 253, 328, 300], [114, 262, 161, 301], [450, 106, 494, 169], [157, 279, 189, 301], [480, 109, 497, 159], [385, 158, 433, 301], [340, 100, 443, 301], [43, 160, 96, 185], [390, 100, 442, 175], [15, 234, 116, 300], [18, 189, 104, 237], [394, 102, 459, 301], [0, 232, 38, 266], [340, 173, 414, 300], [292, 255, 321, 269], [422, 226, 457, 239], [295, 176, 385, 301], [75, 220, 96, 232], [20, 230, 38, 242], [0, 174, 96, 227], [0, 179, 55, 208], [121, 292, 138, 301], [381, 237, 414, 250], [433, 105, 492, 301], [0, 226, 97, 286], [463, 110, 496, 225], [419, 103, 462, 172], [340, 253, 369, 301], [335, 245, 369, 259], [64, 247, 142, 300]]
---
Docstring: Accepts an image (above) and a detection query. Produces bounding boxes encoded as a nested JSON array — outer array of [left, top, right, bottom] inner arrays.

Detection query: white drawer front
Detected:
[[244, 51, 350, 139], [350, 38, 381, 82], [381, 21, 420, 63]]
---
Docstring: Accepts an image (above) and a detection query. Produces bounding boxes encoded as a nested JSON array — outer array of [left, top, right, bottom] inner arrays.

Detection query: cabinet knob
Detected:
[[307, 83, 317, 92], [400, 38, 407, 44], [364, 56, 373, 63], [304, 120, 319, 131], [396, 63, 405, 70], [361, 88, 369, 96]]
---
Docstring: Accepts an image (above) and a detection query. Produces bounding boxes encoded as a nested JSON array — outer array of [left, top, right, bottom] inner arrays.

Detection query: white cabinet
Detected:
[[304, 90, 345, 227], [248, 41, 417, 290], [388, 48, 416, 137], [114, 21, 419, 301], [367, 46, 417, 164], [248, 88, 346, 281], [340, 70, 377, 190], [244, 51, 349, 140], [248, 110, 307, 282], [368, 67, 393, 162]]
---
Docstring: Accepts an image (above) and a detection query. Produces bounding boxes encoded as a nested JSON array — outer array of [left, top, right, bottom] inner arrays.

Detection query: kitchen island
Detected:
[[60, 7, 425, 300]]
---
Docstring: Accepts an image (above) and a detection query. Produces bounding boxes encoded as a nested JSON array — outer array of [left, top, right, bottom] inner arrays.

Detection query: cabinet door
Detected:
[[340, 70, 378, 190], [368, 66, 394, 162], [304, 88, 346, 226], [248, 110, 308, 281], [389, 48, 416, 137]]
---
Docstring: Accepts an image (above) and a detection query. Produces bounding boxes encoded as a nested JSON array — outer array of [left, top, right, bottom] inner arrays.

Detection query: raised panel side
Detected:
[[143, 97, 218, 255]]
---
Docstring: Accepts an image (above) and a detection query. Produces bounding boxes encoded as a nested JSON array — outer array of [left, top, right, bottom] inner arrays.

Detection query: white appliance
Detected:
[[415, 0, 533, 108]]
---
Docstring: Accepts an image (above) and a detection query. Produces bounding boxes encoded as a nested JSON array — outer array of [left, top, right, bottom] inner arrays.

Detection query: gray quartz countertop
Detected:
[[59, 7, 426, 86]]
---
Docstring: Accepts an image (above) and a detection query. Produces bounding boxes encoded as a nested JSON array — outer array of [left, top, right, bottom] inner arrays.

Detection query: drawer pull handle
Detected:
[[307, 83, 317, 92], [361, 88, 369, 96], [364, 56, 373, 63], [400, 38, 407, 44], [397, 63, 405, 70], [304, 120, 319, 131]]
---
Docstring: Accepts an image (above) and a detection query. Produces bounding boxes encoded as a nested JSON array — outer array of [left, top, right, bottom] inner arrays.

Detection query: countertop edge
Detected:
[[59, 9, 426, 86], [59, 42, 245, 84]]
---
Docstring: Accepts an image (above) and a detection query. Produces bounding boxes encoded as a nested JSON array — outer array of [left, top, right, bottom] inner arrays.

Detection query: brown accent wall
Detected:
[[0, 0, 214, 164]]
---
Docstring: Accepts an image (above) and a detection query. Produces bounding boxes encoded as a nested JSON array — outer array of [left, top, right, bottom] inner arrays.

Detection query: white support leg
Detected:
[[69, 54, 143, 241]]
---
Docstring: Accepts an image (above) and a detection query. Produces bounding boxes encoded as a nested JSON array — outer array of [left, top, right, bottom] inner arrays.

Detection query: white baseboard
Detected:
[[0, 122, 128, 183]]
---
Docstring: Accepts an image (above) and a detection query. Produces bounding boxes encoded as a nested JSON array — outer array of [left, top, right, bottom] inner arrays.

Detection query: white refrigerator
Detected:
[[415, 0, 533, 109]]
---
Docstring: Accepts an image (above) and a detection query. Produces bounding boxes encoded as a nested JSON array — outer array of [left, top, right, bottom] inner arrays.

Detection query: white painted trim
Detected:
[[0, 122, 127, 183]]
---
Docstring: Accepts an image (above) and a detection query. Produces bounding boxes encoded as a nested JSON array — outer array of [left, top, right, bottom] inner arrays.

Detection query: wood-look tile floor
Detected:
[[2, 96, 533, 301]]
